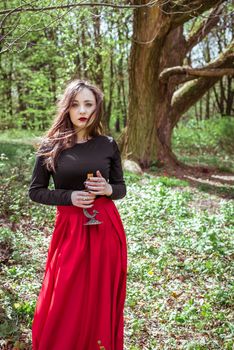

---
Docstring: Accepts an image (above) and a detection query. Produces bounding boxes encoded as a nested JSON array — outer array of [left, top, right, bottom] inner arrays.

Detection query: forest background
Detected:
[[0, 1, 233, 349]]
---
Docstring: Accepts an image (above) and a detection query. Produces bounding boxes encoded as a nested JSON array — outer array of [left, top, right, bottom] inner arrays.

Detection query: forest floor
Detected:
[[149, 165, 234, 200], [0, 122, 233, 350]]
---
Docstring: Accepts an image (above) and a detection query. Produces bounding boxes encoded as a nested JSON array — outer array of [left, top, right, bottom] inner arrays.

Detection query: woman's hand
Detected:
[[84, 170, 113, 196], [71, 191, 96, 208]]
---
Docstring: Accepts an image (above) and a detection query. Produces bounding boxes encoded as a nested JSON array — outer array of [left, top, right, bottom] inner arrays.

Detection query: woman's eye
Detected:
[[71, 103, 92, 107]]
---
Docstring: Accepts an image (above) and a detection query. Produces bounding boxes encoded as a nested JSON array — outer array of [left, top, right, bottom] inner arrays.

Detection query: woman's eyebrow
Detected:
[[74, 99, 94, 103]]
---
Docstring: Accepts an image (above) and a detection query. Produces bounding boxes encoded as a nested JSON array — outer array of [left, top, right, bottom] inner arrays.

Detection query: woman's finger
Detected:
[[88, 190, 104, 195], [85, 178, 106, 185], [79, 191, 96, 197], [78, 197, 94, 203], [79, 194, 95, 199], [86, 185, 104, 191]]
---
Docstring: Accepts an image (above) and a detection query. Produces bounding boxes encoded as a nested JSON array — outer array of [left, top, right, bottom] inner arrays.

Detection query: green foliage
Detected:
[[118, 179, 233, 349], [0, 138, 233, 349], [0, 143, 34, 219], [0, 4, 131, 132], [0, 142, 56, 224], [173, 116, 234, 172]]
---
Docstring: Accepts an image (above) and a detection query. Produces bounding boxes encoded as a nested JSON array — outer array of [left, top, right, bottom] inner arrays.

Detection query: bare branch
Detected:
[[0, 1, 158, 16], [0, 13, 45, 54], [186, 3, 224, 52], [161, 0, 228, 29], [160, 66, 234, 82], [170, 39, 234, 122], [0, 1, 90, 54], [0, 0, 37, 28], [131, 0, 230, 46], [160, 38, 234, 86], [0, 16, 21, 45]]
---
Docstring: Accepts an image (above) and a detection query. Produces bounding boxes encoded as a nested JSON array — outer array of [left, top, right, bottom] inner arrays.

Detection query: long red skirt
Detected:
[[32, 196, 128, 350]]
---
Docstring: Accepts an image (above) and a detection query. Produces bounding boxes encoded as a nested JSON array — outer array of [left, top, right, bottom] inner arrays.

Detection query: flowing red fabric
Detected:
[[32, 196, 128, 350]]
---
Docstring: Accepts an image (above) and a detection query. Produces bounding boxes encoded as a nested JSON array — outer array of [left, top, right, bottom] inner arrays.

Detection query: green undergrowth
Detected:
[[122, 173, 234, 349], [0, 159, 233, 349], [0, 125, 233, 349], [0, 129, 42, 146], [172, 116, 234, 173]]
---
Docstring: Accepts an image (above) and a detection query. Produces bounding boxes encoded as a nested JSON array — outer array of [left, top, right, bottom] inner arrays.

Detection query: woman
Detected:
[[28, 79, 127, 350]]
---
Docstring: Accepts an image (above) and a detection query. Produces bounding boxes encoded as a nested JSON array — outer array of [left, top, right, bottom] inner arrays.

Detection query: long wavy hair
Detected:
[[37, 79, 104, 172]]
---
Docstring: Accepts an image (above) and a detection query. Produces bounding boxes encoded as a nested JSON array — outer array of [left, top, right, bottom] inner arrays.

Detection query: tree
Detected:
[[123, 0, 234, 168], [0, 2, 131, 131]]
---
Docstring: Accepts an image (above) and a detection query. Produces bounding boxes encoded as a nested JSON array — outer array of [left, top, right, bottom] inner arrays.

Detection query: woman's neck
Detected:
[[76, 132, 91, 143]]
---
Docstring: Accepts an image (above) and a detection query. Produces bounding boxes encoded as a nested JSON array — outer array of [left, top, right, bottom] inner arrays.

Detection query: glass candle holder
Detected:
[[83, 172, 102, 225]]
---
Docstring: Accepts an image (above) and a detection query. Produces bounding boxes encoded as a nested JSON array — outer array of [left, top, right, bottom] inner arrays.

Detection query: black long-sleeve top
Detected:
[[28, 135, 126, 206]]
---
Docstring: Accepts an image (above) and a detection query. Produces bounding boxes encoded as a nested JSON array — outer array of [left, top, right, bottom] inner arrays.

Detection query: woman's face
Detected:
[[69, 87, 97, 130]]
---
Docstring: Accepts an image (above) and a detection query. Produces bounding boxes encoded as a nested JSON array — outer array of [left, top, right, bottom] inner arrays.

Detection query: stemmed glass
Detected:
[[83, 172, 102, 225]]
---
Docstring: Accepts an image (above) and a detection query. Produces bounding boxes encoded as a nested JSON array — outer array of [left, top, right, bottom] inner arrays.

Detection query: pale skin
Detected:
[[69, 87, 113, 208]]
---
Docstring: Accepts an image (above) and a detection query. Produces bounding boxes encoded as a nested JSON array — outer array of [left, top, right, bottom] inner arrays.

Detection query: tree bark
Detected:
[[124, 0, 233, 168], [123, 3, 172, 166]]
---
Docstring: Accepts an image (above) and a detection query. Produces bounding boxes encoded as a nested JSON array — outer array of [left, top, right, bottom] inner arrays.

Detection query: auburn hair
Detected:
[[37, 79, 104, 172]]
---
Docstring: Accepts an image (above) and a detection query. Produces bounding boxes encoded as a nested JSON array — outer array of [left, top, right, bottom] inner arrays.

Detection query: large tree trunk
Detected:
[[123, 9, 189, 167], [123, 0, 233, 169], [123, 5, 171, 167]]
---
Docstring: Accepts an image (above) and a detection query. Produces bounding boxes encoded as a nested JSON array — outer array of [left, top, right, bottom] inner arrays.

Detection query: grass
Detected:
[[0, 171, 233, 349], [172, 116, 234, 173], [0, 129, 42, 146], [0, 116, 233, 349]]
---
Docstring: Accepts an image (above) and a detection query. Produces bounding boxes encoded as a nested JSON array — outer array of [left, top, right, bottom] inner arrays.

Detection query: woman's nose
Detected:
[[79, 105, 86, 113]]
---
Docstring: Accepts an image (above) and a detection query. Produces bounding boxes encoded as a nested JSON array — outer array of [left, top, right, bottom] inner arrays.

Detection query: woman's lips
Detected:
[[79, 118, 87, 122]]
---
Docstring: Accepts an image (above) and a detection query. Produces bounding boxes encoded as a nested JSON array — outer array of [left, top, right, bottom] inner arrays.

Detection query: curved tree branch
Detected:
[[162, 0, 227, 29], [170, 40, 234, 122], [160, 65, 234, 82], [0, 1, 158, 16], [186, 3, 224, 52]]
